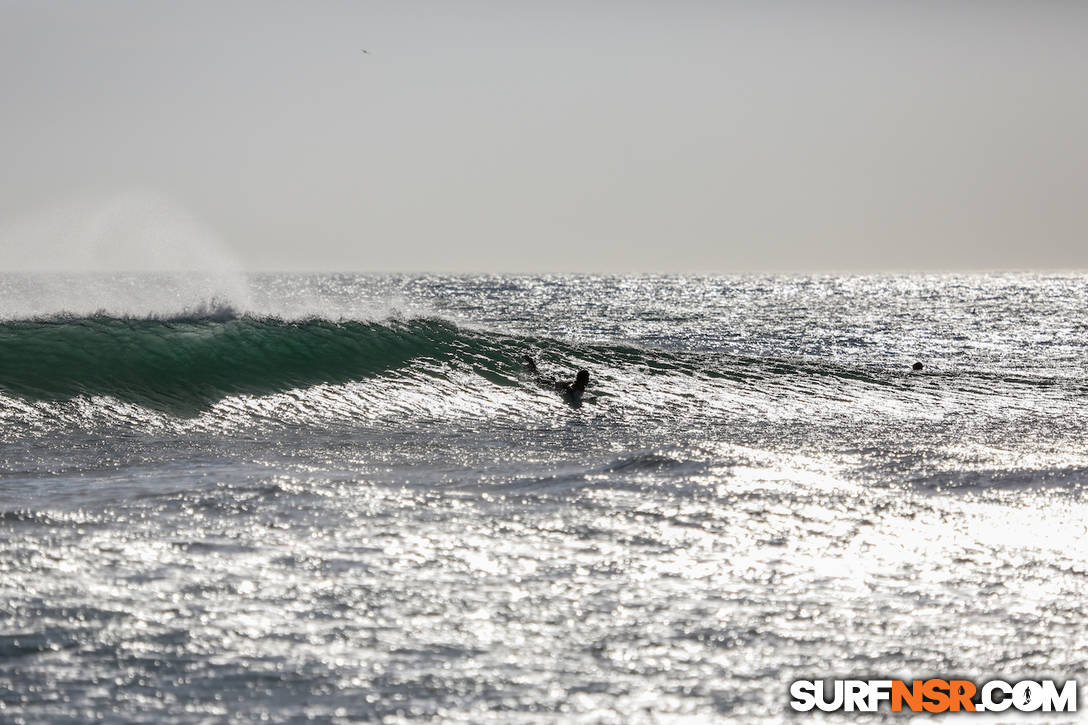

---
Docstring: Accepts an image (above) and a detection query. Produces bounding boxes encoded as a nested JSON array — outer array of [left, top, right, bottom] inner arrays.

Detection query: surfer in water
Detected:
[[522, 355, 590, 403]]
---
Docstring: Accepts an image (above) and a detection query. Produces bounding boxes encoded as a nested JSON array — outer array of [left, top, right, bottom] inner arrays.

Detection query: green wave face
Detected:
[[0, 316, 522, 414]]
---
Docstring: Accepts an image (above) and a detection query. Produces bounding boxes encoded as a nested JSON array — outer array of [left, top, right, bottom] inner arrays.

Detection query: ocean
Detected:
[[1, 273, 1086, 723]]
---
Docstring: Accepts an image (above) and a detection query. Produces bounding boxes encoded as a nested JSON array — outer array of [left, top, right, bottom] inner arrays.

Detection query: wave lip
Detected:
[[0, 315, 510, 414]]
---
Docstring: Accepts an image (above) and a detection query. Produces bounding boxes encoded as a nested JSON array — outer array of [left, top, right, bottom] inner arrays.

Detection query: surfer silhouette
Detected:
[[522, 355, 590, 403]]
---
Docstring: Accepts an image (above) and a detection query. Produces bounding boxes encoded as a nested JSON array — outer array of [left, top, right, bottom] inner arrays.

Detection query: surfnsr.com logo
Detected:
[[789, 679, 1077, 713]]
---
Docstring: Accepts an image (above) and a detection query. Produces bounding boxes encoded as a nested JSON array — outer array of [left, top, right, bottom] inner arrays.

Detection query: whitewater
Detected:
[[2, 273, 1087, 723]]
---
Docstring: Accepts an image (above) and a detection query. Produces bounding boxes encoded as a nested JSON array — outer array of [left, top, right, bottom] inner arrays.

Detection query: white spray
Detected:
[[0, 190, 253, 318]]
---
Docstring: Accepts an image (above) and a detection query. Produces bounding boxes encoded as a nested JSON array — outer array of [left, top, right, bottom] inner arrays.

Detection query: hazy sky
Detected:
[[1, 1, 1086, 273]]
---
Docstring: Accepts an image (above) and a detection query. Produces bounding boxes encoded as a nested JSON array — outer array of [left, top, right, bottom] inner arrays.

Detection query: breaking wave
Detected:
[[0, 314, 535, 413], [0, 313, 1078, 427]]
